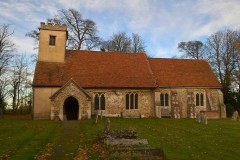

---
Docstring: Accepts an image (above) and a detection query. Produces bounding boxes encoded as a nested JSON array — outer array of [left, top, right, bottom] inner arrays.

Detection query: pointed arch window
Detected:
[[126, 92, 138, 109], [196, 93, 204, 106], [94, 93, 105, 110], [160, 93, 169, 106]]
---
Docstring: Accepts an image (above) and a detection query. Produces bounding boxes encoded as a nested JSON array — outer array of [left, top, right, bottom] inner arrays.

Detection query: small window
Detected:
[[165, 93, 169, 106], [200, 93, 204, 106], [49, 35, 56, 46], [196, 93, 199, 106], [126, 92, 138, 109], [196, 93, 204, 106], [94, 93, 105, 110], [94, 94, 99, 110], [130, 94, 134, 109], [160, 93, 164, 106], [100, 94, 105, 110], [126, 94, 129, 109], [160, 93, 169, 106]]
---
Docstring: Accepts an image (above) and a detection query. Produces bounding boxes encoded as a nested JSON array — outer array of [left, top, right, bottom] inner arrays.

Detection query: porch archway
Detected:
[[64, 97, 79, 120]]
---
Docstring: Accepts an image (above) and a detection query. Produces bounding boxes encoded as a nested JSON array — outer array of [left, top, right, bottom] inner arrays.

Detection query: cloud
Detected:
[[1, 0, 240, 58], [12, 34, 36, 54], [0, 0, 62, 54], [191, 0, 240, 38]]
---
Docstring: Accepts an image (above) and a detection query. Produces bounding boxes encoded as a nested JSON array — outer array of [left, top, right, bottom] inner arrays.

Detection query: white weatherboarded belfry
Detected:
[[32, 22, 226, 120]]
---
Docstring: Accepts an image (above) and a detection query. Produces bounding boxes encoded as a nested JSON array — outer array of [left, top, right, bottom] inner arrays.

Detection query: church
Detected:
[[32, 22, 226, 120]]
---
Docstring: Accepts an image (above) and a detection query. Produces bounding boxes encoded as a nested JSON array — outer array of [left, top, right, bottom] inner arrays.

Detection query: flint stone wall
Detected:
[[155, 88, 226, 118], [87, 89, 155, 118]]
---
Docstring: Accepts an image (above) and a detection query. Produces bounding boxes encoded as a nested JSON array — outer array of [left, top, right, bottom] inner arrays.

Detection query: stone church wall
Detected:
[[155, 88, 226, 119], [33, 87, 155, 120], [33, 86, 225, 120], [87, 89, 155, 118]]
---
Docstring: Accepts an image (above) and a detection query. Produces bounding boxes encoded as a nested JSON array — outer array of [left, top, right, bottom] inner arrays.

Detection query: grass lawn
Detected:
[[0, 116, 240, 160]]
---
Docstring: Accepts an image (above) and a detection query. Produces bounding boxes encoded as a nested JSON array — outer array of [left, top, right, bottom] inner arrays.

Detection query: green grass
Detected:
[[0, 116, 240, 160], [0, 117, 59, 160]]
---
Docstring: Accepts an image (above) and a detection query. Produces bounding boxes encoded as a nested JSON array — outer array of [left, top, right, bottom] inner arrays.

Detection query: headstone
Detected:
[[231, 111, 239, 121], [202, 114, 208, 125], [95, 110, 99, 123], [196, 113, 201, 123], [197, 112, 208, 125], [103, 118, 110, 132]]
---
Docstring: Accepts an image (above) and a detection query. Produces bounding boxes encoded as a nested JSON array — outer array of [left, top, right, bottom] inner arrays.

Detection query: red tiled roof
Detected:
[[148, 58, 221, 88], [33, 50, 156, 88], [33, 50, 221, 88]]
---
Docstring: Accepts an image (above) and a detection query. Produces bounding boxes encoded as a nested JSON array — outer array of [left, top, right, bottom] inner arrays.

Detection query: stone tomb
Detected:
[[99, 119, 164, 159]]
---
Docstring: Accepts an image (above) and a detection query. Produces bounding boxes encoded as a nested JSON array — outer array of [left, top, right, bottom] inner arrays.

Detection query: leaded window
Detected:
[[160, 93, 169, 106], [94, 93, 105, 110], [126, 92, 138, 109], [196, 93, 204, 106]]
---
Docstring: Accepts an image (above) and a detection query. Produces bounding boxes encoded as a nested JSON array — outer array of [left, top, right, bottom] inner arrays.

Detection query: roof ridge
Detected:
[[149, 57, 208, 62], [66, 49, 146, 55]]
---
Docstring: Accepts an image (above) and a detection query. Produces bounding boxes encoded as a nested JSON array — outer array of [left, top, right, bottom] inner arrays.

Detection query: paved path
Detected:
[[48, 121, 80, 160]]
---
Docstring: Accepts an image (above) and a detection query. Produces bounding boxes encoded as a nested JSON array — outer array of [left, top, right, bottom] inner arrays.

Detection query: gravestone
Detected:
[[103, 118, 110, 132], [196, 113, 201, 123], [202, 113, 208, 125], [196, 112, 208, 125], [231, 111, 239, 121], [95, 110, 104, 123], [95, 110, 99, 123]]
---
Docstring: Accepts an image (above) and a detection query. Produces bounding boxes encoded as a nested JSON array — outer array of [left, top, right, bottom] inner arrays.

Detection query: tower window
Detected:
[[49, 36, 56, 46]]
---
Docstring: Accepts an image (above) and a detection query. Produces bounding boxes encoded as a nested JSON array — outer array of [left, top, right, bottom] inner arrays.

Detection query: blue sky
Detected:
[[1, 0, 240, 58]]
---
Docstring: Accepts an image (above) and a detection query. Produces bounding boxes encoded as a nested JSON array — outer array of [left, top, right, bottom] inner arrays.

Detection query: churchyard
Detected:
[[0, 116, 240, 160]]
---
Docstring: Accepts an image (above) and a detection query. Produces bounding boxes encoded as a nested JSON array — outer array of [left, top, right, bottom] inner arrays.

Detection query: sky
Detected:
[[1, 0, 240, 58]]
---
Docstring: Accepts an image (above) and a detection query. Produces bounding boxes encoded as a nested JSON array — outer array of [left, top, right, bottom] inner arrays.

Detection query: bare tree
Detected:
[[131, 33, 145, 53], [0, 78, 8, 112], [9, 54, 31, 112], [178, 41, 204, 59], [102, 32, 131, 52], [232, 39, 240, 112], [0, 24, 15, 76], [101, 32, 146, 53], [0, 24, 15, 112], [25, 30, 39, 50], [206, 30, 240, 105], [26, 8, 101, 50]]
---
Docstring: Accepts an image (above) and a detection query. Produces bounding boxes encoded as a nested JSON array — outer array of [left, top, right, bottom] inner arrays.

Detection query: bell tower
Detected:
[[38, 22, 67, 63]]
